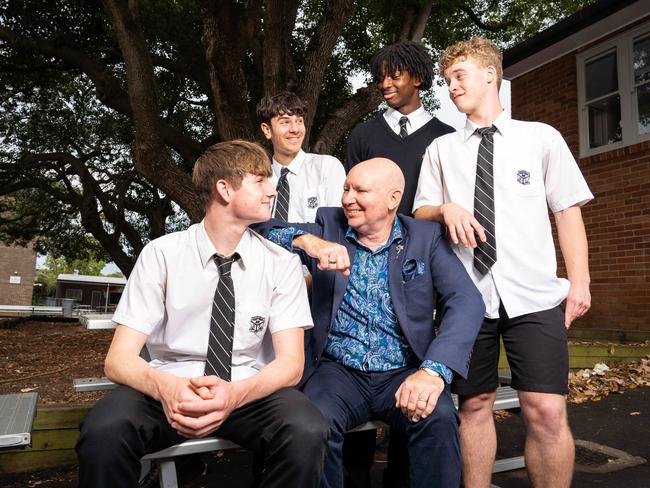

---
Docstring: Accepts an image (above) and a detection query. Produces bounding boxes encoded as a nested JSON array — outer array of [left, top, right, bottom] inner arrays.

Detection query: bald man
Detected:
[[257, 158, 485, 487]]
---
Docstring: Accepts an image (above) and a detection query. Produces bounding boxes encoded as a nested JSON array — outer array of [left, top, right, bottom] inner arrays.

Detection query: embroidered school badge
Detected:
[[307, 196, 319, 209], [249, 316, 265, 333], [516, 170, 530, 185]]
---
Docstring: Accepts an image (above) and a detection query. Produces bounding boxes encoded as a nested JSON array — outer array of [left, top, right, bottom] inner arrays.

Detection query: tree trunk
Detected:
[[102, 0, 203, 222]]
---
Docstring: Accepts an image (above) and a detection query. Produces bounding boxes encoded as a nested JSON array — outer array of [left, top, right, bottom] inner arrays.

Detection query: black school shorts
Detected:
[[452, 304, 569, 396]]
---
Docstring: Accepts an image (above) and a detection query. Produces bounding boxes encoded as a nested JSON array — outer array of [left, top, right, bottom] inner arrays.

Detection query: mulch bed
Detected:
[[0, 319, 112, 404]]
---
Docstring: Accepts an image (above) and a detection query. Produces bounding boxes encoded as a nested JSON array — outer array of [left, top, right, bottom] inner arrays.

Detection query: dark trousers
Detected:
[[76, 385, 328, 488], [303, 360, 461, 488]]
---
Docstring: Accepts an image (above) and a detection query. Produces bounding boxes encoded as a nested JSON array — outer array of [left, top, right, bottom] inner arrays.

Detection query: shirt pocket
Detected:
[[234, 301, 270, 355]]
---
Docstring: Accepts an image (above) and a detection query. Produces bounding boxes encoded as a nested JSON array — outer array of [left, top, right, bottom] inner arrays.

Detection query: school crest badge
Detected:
[[307, 196, 319, 209], [516, 170, 530, 185], [249, 316, 265, 333]]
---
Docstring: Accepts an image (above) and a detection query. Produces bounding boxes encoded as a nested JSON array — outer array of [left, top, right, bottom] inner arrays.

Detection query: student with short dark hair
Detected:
[[76, 140, 328, 488], [345, 41, 454, 216], [257, 91, 346, 223]]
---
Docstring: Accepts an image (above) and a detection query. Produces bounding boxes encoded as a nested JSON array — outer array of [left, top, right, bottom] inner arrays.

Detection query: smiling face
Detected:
[[260, 112, 305, 164], [342, 158, 403, 243], [444, 56, 496, 116], [227, 173, 277, 224], [377, 66, 422, 115]]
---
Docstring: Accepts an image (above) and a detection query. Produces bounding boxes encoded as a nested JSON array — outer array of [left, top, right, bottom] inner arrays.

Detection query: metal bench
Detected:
[[74, 377, 523, 487], [0, 305, 64, 317], [0, 392, 38, 450]]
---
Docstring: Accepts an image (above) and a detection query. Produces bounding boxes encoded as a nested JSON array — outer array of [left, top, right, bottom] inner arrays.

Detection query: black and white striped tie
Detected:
[[274, 167, 290, 221], [205, 253, 239, 380], [399, 116, 409, 138], [473, 126, 498, 275]]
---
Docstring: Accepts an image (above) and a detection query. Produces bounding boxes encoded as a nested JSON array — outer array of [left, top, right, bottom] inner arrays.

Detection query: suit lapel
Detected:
[[389, 232, 409, 337]]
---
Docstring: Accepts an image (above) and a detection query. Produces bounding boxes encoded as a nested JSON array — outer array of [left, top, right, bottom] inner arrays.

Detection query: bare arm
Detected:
[[104, 325, 205, 425], [293, 233, 351, 276], [554, 205, 591, 328], [414, 203, 486, 248]]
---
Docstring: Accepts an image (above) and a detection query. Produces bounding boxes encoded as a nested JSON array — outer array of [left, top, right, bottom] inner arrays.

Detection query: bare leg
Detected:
[[519, 391, 574, 488], [458, 392, 497, 488]]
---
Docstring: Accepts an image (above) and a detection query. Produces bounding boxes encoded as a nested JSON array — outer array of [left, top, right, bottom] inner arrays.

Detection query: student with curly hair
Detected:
[[345, 41, 454, 216]]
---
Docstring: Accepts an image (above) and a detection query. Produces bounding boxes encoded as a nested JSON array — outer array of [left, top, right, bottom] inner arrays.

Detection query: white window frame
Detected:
[[577, 21, 650, 157]]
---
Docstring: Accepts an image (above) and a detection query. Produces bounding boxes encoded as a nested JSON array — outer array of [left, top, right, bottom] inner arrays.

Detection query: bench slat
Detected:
[[0, 393, 38, 449]]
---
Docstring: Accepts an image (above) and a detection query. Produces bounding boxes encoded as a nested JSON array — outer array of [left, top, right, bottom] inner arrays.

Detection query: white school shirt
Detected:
[[112, 222, 313, 380], [270, 150, 346, 223], [383, 105, 433, 136], [413, 111, 593, 319]]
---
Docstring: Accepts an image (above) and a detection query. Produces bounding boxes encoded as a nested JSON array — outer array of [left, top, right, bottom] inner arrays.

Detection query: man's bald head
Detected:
[[348, 158, 405, 200]]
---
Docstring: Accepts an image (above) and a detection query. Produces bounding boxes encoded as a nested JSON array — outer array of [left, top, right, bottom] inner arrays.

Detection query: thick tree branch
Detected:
[[0, 25, 203, 165], [200, 0, 257, 141], [460, 5, 514, 32], [261, 0, 299, 96], [102, 0, 202, 222], [299, 0, 356, 140], [311, 85, 383, 155]]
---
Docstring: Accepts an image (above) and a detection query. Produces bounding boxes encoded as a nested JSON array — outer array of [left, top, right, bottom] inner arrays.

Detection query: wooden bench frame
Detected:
[[74, 378, 523, 488]]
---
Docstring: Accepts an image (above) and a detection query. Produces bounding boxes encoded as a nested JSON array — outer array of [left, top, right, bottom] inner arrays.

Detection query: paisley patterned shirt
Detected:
[[267, 219, 452, 382]]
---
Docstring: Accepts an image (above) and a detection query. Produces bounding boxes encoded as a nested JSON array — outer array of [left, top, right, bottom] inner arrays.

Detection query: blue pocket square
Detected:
[[402, 259, 425, 282]]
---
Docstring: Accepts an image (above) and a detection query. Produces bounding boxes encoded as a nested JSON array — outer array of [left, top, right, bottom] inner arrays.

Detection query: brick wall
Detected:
[[0, 243, 37, 306], [510, 53, 650, 331]]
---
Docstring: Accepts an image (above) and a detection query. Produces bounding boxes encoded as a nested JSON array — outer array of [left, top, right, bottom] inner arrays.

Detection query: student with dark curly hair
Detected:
[[345, 41, 453, 216]]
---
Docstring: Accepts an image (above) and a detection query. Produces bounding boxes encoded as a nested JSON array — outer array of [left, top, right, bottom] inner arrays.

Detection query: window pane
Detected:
[[585, 52, 618, 100], [633, 35, 650, 85], [588, 94, 622, 148], [638, 83, 650, 135]]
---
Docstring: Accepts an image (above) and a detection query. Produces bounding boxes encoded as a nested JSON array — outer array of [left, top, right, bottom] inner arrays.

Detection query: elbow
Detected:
[[103, 351, 120, 382], [285, 355, 304, 387]]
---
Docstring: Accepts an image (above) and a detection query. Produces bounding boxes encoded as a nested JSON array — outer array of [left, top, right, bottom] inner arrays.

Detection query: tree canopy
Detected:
[[0, 0, 592, 275]]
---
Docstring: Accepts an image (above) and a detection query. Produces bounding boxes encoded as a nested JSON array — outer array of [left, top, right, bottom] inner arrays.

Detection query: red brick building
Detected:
[[0, 242, 37, 306], [503, 0, 649, 332]]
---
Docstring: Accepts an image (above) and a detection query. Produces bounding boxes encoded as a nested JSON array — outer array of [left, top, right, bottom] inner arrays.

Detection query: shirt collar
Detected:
[[272, 149, 305, 177], [385, 105, 426, 128], [345, 217, 403, 253], [462, 110, 510, 141], [197, 220, 252, 270]]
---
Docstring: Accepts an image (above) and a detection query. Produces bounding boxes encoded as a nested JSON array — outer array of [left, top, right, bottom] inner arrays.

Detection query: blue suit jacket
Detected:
[[255, 208, 485, 385]]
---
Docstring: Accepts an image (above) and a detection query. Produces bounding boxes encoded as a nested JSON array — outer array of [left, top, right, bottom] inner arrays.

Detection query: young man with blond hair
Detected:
[[413, 37, 593, 488], [76, 140, 328, 488]]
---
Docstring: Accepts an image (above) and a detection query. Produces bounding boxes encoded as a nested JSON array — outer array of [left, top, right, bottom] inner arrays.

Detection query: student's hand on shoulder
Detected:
[[394, 369, 445, 423], [440, 203, 486, 248], [294, 234, 350, 276], [564, 281, 591, 328]]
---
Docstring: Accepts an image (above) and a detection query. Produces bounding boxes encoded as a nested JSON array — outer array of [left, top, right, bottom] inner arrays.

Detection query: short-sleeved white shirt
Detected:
[[270, 150, 346, 223], [112, 222, 313, 380], [413, 112, 594, 319]]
